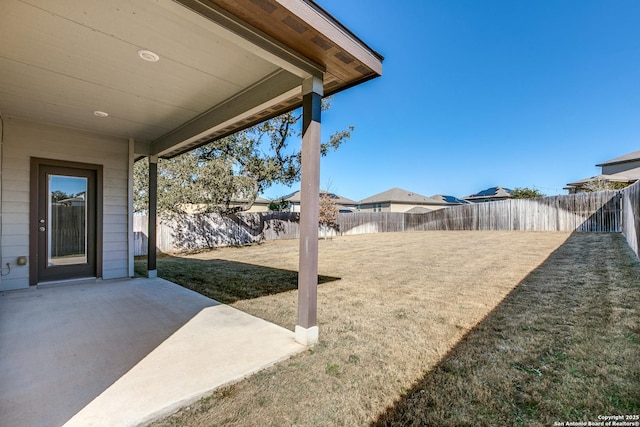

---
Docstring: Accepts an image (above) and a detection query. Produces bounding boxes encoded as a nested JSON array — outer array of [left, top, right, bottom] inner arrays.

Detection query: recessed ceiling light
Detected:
[[93, 110, 109, 118], [138, 49, 160, 62]]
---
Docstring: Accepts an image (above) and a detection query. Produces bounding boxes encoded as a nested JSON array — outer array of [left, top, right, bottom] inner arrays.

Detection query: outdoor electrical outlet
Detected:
[[17, 256, 27, 266]]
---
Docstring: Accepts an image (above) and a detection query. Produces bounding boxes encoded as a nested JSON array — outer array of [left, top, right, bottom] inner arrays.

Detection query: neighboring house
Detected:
[[244, 197, 271, 213], [464, 186, 513, 203], [223, 195, 271, 213], [284, 190, 358, 213], [180, 196, 271, 214], [0, 0, 382, 345], [565, 149, 640, 193], [358, 187, 467, 213]]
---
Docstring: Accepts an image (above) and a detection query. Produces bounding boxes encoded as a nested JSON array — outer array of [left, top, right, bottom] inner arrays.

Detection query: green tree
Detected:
[[50, 190, 72, 203], [134, 99, 352, 215], [511, 187, 546, 199], [268, 198, 290, 212]]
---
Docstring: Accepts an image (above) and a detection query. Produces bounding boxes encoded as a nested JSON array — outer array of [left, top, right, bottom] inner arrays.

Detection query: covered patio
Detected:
[[0, 0, 382, 344], [0, 277, 305, 427], [0, 2, 381, 424]]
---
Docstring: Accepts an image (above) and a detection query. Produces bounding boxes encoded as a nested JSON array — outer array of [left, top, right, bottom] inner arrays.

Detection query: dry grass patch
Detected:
[[146, 231, 640, 426], [374, 233, 640, 426]]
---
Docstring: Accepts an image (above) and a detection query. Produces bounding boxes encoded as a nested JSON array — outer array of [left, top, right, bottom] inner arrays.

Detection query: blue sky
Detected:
[[263, 0, 640, 201], [50, 175, 87, 197]]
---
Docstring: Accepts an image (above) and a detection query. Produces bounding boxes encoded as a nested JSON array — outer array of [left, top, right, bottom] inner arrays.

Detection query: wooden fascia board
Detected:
[[276, 0, 383, 76], [150, 70, 301, 157], [174, 0, 325, 79]]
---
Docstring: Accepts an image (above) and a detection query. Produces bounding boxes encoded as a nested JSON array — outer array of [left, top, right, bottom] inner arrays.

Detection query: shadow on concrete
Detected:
[[134, 254, 340, 304], [371, 233, 640, 426]]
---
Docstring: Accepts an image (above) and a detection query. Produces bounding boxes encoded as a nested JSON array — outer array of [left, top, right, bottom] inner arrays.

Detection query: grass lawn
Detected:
[[141, 231, 640, 426]]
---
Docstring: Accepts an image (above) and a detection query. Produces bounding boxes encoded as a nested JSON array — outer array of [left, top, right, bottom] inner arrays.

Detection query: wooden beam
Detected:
[[296, 76, 322, 346], [150, 70, 301, 157]]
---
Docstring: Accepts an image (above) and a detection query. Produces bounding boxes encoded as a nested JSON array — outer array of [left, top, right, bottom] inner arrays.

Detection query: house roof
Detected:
[[0, 0, 382, 159], [464, 186, 513, 200], [284, 189, 357, 205], [428, 194, 471, 205], [231, 195, 270, 204], [565, 170, 640, 188], [359, 187, 436, 204], [359, 188, 469, 206], [596, 149, 640, 167]]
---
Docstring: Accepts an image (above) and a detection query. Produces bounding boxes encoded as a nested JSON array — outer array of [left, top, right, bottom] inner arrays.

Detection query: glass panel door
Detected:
[[36, 164, 97, 283], [48, 175, 88, 266]]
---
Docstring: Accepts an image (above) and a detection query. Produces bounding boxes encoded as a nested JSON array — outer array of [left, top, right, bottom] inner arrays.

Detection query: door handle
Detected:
[[39, 227, 46, 232]]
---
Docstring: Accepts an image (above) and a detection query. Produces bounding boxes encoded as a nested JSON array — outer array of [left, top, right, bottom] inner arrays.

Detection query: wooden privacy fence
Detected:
[[134, 190, 630, 255], [335, 191, 622, 235], [621, 180, 640, 258], [51, 205, 86, 257], [402, 191, 622, 233], [134, 212, 301, 255]]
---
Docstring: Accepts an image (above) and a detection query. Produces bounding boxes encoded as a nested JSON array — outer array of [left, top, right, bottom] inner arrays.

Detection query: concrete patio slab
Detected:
[[0, 278, 305, 427]]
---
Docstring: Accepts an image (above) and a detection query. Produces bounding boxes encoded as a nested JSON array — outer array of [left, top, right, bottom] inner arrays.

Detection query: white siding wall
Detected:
[[0, 117, 130, 290]]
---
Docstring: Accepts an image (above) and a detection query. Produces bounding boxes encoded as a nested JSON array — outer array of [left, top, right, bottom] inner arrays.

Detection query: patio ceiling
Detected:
[[0, 0, 382, 158]]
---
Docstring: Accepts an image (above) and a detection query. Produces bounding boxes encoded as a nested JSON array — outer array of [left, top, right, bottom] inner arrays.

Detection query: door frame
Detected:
[[29, 158, 103, 285]]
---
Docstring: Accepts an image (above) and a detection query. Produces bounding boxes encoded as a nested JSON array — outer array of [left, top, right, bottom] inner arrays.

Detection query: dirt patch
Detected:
[[148, 231, 640, 426]]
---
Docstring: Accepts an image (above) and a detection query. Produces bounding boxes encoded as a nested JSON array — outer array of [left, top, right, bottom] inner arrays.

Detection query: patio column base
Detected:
[[295, 325, 318, 346], [147, 270, 157, 279]]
